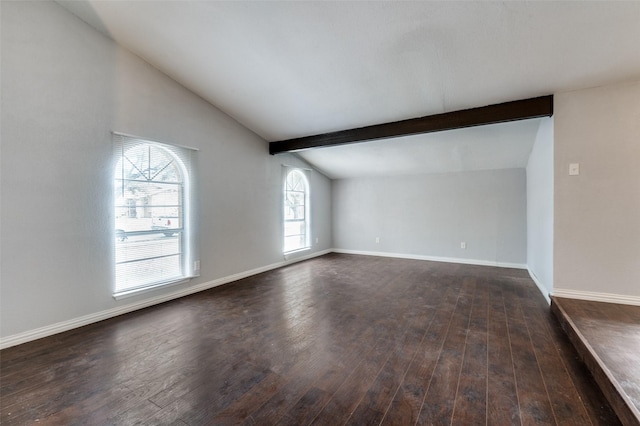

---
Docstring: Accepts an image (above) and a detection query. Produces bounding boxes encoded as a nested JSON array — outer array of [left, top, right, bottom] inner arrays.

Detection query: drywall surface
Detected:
[[0, 1, 331, 339], [332, 169, 527, 265], [526, 117, 554, 296], [554, 81, 640, 298]]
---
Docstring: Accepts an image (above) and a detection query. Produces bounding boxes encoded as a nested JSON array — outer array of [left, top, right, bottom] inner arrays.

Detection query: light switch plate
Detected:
[[569, 163, 580, 176]]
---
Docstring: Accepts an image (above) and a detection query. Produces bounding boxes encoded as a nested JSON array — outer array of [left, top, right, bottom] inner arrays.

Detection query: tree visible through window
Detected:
[[284, 169, 310, 253], [114, 138, 192, 294]]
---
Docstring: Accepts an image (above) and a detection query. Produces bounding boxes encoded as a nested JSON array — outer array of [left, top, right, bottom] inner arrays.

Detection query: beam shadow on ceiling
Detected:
[[269, 95, 553, 155]]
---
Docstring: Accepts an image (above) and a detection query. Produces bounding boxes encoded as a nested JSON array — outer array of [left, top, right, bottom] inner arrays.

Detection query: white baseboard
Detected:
[[527, 268, 551, 305], [0, 249, 332, 350], [8, 247, 637, 350], [331, 248, 527, 270], [552, 288, 640, 307]]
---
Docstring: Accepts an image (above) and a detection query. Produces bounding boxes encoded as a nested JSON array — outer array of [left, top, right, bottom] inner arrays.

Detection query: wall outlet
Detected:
[[460, 242, 467, 249], [375, 237, 380, 244], [315, 237, 319, 244], [194, 260, 200, 271]]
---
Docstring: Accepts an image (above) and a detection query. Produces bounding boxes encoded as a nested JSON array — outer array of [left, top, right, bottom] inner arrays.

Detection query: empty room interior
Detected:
[[1, 1, 639, 425]]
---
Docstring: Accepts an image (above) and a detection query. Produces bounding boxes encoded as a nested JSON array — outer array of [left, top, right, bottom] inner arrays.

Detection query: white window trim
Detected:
[[112, 132, 198, 297], [113, 277, 192, 300], [283, 167, 311, 254]]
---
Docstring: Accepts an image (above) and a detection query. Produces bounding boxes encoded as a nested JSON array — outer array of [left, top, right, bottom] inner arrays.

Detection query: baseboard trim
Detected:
[[0, 249, 332, 350], [552, 289, 640, 307], [8, 249, 637, 349], [331, 249, 527, 270], [527, 268, 551, 305]]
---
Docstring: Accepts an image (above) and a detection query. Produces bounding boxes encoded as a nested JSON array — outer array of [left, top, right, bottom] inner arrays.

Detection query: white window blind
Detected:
[[283, 167, 311, 253], [113, 133, 198, 296]]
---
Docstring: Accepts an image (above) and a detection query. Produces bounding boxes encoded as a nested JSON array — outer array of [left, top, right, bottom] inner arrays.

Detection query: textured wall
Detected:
[[332, 169, 527, 266], [526, 117, 554, 297], [0, 1, 332, 339], [554, 81, 640, 297]]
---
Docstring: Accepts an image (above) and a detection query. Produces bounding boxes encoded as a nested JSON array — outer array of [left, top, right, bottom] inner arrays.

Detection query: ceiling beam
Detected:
[[269, 95, 553, 154]]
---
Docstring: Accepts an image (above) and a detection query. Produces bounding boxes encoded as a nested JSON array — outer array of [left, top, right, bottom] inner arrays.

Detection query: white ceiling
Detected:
[[57, 1, 640, 178]]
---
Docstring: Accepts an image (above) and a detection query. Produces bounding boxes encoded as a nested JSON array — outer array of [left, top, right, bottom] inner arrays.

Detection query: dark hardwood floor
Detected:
[[1, 254, 620, 425], [552, 297, 640, 426]]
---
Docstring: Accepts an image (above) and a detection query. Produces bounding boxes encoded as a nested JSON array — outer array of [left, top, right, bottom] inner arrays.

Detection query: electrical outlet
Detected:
[[315, 237, 319, 244], [194, 260, 200, 270], [375, 237, 380, 244], [460, 242, 467, 249]]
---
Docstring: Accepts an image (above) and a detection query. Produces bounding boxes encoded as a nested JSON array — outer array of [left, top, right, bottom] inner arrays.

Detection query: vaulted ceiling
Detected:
[[57, 1, 640, 178]]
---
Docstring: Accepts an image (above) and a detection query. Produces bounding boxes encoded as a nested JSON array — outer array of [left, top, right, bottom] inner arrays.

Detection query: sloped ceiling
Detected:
[[57, 1, 640, 178]]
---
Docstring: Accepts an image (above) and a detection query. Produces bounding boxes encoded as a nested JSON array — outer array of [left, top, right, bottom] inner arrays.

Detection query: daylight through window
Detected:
[[284, 169, 310, 253], [113, 134, 195, 295]]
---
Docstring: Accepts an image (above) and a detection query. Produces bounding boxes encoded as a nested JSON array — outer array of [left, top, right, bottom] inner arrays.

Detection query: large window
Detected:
[[283, 169, 310, 253], [113, 134, 196, 296]]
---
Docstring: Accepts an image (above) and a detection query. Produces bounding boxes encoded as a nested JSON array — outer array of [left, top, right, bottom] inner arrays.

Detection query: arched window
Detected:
[[114, 135, 196, 295], [283, 169, 310, 253]]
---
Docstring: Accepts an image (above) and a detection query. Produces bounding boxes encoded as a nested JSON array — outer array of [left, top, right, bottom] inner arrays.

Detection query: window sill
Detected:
[[284, 247, 311, 259], [113, 276, 193, 300]]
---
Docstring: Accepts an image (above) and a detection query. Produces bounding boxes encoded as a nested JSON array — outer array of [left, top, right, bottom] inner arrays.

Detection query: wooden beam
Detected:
[[269, 95, 553, 154]]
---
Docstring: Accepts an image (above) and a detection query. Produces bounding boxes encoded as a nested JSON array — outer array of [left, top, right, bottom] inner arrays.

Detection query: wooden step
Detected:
[[551, 296, 640, 426]]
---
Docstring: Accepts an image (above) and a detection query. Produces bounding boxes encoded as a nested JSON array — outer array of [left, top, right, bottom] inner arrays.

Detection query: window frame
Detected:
[[283, 168, 311, 254], [112, 133, 196, 298]]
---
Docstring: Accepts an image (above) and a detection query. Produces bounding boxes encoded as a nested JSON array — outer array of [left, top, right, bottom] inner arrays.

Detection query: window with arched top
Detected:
[[283, 169, 310, 253], [113, 134, 197, 296]]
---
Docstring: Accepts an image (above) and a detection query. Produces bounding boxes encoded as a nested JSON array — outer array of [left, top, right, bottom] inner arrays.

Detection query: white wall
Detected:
[[332, 169, 527, 267], [554, 80, 640, 300], [9, 1, 639, 347], [526, 117, 554, 299], [0, 1, 332, 342]]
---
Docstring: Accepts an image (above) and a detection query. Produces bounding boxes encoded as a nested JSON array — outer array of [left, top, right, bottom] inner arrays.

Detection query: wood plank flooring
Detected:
[[551, 297, 640, 426], [1, 254, 620, 425]]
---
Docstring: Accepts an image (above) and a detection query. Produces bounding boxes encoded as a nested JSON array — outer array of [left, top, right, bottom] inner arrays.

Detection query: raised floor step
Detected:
[[551, 296, 640, 426]]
